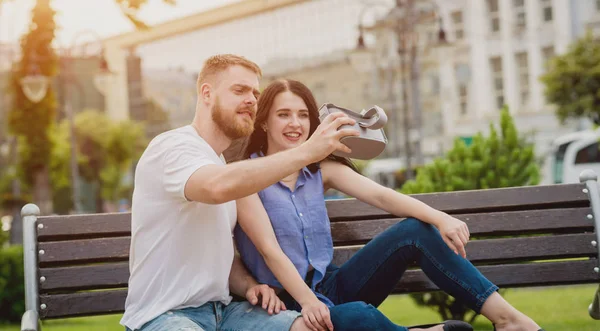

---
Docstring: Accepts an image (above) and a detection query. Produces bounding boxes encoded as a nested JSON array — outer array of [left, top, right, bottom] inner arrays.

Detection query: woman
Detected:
[[233, 79, 544, 331]]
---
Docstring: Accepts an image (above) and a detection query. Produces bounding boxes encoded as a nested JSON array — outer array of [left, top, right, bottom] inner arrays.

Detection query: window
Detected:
[[542, 46, 555, 60], [514, 0, 526, 29], [455, 64, 470, 115], [490, 57, 504, 110], [597, 0, 600, 11], [552, 142, 571, 183], [516, 52, 529, 106], [541, 0, 553, 22], [488, 0, 501, 32], [575, 143, 600, 164], [451, 11, 464, 40]]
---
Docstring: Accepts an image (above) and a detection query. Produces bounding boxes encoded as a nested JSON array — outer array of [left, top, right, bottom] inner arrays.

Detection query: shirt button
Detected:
[[299, 213, 303, 217], [305, 235, 309, 239], [292, 195, 295, 198]]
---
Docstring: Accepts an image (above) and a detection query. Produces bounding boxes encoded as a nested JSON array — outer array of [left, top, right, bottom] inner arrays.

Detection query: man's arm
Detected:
[[229, 248, 287, 314], [185, 113, 359, 204], [228, 252, 259, 297]]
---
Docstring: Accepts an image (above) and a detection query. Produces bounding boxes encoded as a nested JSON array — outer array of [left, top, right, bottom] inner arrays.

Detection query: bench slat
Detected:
[[38, 231, 597, 266], [394, 259, 599, 293], [40, 290, 127, 319], [332, 233, 597, 266], [331, 207, 594, 244], [327, 184, 588, 221], [39, 234, 597, 292], [35, 184, 589, 240], [37, 213, 130, 241], [39, 237, 129, 265], [38, 260, 598, 319]]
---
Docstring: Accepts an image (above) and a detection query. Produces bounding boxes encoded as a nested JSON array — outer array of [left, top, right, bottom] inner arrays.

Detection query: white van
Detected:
[[550, 130, 600, 183]]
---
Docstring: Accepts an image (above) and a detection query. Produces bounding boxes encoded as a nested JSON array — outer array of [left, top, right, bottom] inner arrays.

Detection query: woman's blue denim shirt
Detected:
[[234, 152, 335, 306]]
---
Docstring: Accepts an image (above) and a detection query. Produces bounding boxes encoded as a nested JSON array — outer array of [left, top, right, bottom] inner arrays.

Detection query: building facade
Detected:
[[352, 0, 600, 184]]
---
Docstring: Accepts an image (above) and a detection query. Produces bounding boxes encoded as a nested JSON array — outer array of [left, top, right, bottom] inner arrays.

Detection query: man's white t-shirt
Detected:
[[120, 125, 237, 330]]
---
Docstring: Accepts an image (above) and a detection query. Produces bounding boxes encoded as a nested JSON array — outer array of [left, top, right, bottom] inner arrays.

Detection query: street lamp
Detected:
[[19, 63, 50, 103], [351, 0, 448, 180], [19, 33, 114, 213]]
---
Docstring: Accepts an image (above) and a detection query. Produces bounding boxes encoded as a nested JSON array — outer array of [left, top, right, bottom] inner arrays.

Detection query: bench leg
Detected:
[[590, 285, 600, 320], [21, 309, 40, 331]]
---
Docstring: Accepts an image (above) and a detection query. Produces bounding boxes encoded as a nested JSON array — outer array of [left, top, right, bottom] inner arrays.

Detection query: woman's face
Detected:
[[264, 91, 311, 155]]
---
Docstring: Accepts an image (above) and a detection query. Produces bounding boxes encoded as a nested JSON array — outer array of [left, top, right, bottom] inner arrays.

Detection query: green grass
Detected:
[[2, 285, 598, 330]]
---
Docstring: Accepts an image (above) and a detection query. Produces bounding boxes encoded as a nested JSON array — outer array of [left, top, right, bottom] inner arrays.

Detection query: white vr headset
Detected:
[[318, 103, 388, 160]]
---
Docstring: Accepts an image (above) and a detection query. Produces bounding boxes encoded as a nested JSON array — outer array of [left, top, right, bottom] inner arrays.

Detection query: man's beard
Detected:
[[211, 99, 255, 140]]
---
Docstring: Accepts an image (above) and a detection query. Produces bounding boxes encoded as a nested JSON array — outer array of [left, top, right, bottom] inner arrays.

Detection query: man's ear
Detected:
[[200, 83, 212, 102]]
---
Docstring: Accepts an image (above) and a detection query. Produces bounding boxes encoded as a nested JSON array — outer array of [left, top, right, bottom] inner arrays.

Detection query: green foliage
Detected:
[[0, 245, 24, 323], [401, 107, 540, 322], [540, 30, 600, 124], [49, 110, 147, 212], [402, 107, 540, 195]]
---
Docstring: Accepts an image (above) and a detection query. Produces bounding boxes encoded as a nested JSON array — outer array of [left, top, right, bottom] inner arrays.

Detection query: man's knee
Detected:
[[139, 311, 204, 331], [290, 317, 311, 331]]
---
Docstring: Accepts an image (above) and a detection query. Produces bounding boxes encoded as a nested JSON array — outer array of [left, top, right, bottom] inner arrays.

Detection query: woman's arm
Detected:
[[236, 194, 333, 331], [321, 160, 470, 257]]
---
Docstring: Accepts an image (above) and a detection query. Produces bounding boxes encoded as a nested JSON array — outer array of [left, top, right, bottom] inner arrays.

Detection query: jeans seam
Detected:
[[413, 241, 486, 310], [475, 283, 500, 312]]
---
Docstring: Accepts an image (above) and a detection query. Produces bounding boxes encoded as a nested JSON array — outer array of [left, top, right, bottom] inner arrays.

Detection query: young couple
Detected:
[[121, 54, 544, 331]]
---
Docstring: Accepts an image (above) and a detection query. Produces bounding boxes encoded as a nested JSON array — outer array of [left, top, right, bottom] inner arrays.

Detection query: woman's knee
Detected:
[[392, 217, 435, 239]]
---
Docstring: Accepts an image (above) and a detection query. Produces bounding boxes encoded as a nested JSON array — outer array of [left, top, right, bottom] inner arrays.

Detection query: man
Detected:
[[120, 54, 359, 331]]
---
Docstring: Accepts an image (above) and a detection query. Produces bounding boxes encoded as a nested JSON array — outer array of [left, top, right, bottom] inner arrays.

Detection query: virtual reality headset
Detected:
[[318, 103, 388, 160]]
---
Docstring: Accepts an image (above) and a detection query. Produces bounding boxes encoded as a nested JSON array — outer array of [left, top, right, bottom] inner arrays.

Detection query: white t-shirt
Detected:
[[120, 125, 237, 330]]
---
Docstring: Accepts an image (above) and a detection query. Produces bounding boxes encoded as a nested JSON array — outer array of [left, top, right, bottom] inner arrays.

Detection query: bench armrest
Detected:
[[21, 310, 39, 331]]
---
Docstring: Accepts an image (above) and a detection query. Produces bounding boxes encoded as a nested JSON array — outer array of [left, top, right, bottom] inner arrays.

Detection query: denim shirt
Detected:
[[234, 152, 335, 307]]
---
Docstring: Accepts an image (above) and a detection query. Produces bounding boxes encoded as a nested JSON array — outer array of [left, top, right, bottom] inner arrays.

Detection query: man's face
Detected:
[[210, 65, 260, 140]]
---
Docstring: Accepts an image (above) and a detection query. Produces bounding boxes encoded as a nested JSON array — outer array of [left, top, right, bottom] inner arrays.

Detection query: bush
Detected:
[[401, 107, 540, 323], [0, 245, 25, 323]]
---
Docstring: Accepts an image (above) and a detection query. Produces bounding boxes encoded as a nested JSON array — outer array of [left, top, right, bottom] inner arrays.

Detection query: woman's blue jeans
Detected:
[[283, 218, 499, 331]]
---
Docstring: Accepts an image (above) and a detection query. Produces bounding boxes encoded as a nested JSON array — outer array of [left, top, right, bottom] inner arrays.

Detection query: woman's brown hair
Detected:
[[239, 79, 357, 173]]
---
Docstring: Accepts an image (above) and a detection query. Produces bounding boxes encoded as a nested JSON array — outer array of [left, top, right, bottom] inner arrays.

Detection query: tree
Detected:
[[7, 0, 174, 215], [8, 0, 58, 214], [540, 30, 600, 124], [49, 110, 146, 213], [400, 107, 540, 322]]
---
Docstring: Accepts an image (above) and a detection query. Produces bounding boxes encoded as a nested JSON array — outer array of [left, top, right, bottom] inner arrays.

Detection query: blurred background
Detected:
[[0, 0, 599, 329]]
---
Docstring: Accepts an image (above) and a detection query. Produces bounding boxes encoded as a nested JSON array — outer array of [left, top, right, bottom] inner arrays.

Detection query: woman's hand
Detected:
[[300, 299, 334, 331], [436, 213, 470, 258]]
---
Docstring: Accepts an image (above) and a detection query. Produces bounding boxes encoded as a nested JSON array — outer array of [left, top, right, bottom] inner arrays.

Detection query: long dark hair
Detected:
[[239, 79, 357, 173]]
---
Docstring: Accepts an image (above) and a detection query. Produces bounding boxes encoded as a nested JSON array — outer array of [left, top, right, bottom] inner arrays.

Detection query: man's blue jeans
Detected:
[[283, 218, 499, 331]]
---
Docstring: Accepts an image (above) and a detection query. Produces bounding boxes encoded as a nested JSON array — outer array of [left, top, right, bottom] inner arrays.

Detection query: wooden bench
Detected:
[[20, 170, 600, 330]]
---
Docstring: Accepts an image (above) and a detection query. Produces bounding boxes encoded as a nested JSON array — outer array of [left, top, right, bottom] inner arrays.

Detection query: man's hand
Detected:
[[302, 112, 360, 163], [435, 213, 470, 258], [246, 284, 287, 315]]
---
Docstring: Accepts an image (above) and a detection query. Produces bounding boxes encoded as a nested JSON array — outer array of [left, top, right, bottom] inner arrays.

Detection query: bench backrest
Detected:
[[24, 182, 600, 319]]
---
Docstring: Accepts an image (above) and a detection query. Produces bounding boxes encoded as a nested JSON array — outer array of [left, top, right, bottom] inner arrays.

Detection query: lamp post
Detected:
[[352, 0, 448, 180], [19, 31, 114, 214]]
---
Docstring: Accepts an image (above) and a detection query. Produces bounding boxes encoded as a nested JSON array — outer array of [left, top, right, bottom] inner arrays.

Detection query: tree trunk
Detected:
[[33, 168, 52, 215]]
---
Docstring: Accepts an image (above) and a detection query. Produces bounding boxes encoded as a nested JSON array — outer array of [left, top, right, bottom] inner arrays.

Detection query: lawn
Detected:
[[2, 285, 598, 330]]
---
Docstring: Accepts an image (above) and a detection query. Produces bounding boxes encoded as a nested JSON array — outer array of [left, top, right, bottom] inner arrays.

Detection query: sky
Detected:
[[0, 0, 241, 44]]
